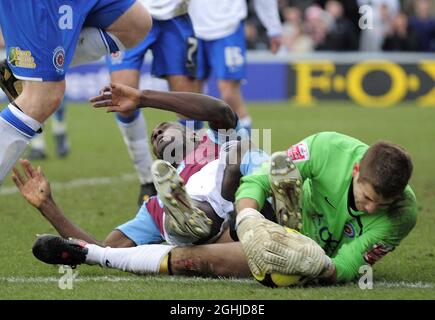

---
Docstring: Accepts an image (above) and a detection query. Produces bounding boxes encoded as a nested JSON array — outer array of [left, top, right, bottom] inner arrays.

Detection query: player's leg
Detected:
[[208, 22, 252, 133], [71, 0, 152, 67], [28, 132, 47, 160], [0, 29, 65, 176], [104, 1, 151, 50], [189, 37, 209, 104], [151, 160, 213, 244], [106, 26, 157, 206], [110, 69, 155, 206], [0, 1, 152, 101], [218, 80, 251, 132], [32, 234, 250, 277], [0, 81, 64, 185], [152, 15, 203, 130], [170, 242, 250, 277], [168, 76, 205, 131], [0, 0, 150, 186], [108, 200, 165, 247], [32, 234, 173, 274], [28, 99, 69, 159], [52, 99, 70, 157]]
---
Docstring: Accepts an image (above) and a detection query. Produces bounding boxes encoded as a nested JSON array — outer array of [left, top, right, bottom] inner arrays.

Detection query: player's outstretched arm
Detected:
[[90, 83, 237, 130], [12, 159, 103, 246]]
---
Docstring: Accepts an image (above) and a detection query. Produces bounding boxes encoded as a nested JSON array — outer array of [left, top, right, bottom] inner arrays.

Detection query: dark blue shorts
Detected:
[[107, 14, 197, 78]]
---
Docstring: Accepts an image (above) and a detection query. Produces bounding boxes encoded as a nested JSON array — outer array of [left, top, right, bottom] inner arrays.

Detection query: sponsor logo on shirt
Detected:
[[343, 222, 355, 238], [8, 47, 36, 69], [363, 242, 394, 265], [287, 141, 310, 162]]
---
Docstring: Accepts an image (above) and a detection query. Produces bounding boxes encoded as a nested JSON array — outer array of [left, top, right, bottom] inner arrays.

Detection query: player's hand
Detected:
[[12, 159, 52, 209], [236, 208, 332, 279], [269, 36, 282, 54], [90, 83, 142, 113]]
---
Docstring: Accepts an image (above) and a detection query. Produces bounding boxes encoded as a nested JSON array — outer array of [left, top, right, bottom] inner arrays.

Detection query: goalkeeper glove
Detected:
[[236, 208, 333, 279]]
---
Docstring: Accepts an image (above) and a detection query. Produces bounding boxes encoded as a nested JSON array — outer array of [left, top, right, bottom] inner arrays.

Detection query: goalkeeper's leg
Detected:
[[269, 151, 303, 231]]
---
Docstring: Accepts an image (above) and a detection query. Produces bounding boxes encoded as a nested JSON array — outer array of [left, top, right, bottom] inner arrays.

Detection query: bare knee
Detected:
[[107, 2, 152, 49]]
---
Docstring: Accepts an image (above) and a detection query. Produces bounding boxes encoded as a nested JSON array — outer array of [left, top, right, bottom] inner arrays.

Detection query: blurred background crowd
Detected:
[[246, 0, 435, 53]]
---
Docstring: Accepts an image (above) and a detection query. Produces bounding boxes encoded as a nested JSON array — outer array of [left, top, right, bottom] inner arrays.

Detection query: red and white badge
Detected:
[[287, 141, 310, 163], [363, 243, 394, 265]]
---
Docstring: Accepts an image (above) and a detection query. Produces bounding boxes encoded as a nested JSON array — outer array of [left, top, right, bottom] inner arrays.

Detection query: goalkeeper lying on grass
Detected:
[[235, 132, 417, 284], [16, 89, 416, 285]]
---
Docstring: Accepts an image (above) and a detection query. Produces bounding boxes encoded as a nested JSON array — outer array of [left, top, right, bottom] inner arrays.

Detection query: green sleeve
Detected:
[[293, 132, 367, 181], [234, 133, 321, 209], [235, 162, 271, 209], [332, 220, 391, 282], [333, 188, 417, 282]]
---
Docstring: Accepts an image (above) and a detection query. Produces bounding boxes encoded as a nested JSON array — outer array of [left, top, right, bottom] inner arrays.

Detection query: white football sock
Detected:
[[0, 104, 42, 185], [85, 244, 175, 274], [30, 132, 45, 151], [71, 27, 125, 67], [117, 112, 153, 184]]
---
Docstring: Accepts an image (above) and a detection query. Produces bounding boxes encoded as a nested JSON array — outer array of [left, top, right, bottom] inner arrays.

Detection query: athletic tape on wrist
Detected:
[[235, 208, 264, 229]]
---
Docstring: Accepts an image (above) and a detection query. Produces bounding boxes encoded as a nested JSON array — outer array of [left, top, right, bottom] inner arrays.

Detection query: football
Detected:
[[254, 272, 302, 288], [253, 227, 303, 288]]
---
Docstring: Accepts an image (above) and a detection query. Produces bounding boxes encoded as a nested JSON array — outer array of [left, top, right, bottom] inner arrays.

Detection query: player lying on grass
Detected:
[[14, 82, 277, 249], [25, 129, 416, 284], [234, 132, 417, 283]]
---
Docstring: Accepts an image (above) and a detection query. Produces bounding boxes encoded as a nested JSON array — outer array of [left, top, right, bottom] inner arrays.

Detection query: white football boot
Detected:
[[151, 160, 212, 243], [269, 151, 303, 231]]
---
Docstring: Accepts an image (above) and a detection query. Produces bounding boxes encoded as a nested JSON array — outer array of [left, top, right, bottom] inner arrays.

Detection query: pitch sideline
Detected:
[[0, 276, 433, 289]]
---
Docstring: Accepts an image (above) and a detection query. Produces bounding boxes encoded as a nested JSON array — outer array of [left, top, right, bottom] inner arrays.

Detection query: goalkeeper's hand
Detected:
[[236, 208, 333, 280]]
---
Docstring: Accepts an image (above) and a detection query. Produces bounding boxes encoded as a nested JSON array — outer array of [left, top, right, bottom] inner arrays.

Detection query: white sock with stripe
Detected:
[[85, 244, 175, 274], [0, 104, 42, 185]]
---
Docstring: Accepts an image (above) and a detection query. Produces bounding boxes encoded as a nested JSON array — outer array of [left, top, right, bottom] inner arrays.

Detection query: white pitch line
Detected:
[[0, 276, 253, 285], [0, 173, 137, 196], [1, 276, 433, 289], [374, 280, 435, 289]]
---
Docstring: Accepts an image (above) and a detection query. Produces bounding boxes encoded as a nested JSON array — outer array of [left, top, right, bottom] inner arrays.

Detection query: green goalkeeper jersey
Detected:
[[236, 132, 417, 282]]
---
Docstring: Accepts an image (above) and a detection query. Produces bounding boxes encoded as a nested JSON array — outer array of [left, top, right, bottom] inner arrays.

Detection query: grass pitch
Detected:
[[1, 101, 434, 300]]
